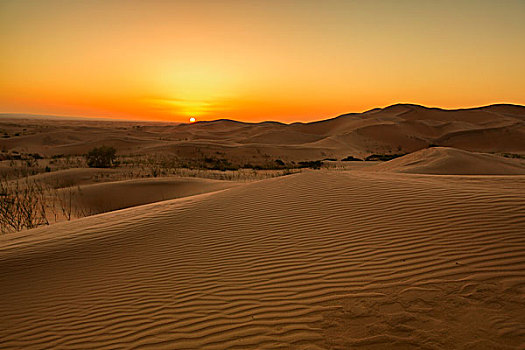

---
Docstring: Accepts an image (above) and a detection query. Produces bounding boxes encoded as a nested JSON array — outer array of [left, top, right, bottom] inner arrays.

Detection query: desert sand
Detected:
[[1, 169, 524, 349], [2, 104, 524, 164], [58, 176, 241, 217], [1, 105, 525, 349], [368, 147, 525, 175]]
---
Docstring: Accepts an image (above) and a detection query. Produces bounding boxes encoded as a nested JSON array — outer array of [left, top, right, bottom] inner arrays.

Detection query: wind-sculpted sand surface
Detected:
[[1, 170, 524, 349], [368, 147, 525, 175], [57, 176, 241, 217]]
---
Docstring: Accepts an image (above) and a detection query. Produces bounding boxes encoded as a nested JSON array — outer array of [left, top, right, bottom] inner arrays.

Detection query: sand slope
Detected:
[[2, 104, 524, 161], [1, 171, 524, 349], [368, 147, 525, 175], [64, 177, 240, 216], [16, 168, 119, 188]]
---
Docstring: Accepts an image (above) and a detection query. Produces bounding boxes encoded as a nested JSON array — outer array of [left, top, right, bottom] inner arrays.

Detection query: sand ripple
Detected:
[[1, 171, 524, 349]]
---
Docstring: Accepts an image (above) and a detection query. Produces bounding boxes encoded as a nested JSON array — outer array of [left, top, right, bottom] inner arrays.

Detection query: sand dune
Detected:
[[1, 170, 524, 349], [15, 168, 119, 188], [2, 104, 524, 162], [2, 105, 525, 348], [369, 147, 525, 175], [63, 176, 240, 216]]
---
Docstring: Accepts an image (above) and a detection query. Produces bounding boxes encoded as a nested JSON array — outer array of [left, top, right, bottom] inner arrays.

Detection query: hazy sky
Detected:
[[1, 0, 524, 122]]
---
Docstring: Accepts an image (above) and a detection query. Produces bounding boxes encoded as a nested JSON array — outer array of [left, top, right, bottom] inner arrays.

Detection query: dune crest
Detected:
[[2, 104, 524, 162], [64, 176, 241, 216], [367, 147, 525, 175]]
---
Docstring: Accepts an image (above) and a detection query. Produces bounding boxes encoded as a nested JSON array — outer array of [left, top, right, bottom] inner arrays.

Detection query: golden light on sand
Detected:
[[189, 117, 196, 123]]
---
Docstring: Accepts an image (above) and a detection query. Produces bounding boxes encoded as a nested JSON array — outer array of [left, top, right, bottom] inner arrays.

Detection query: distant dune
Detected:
[[368, 147, 525, 175], [1, 104, 524, 162]]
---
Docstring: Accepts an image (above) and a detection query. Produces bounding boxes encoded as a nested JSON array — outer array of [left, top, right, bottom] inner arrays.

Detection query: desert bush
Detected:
[[0, 176, 99, 233], [365, 153, 407, 161], [501, 153, 525, 159], [341, 156, 363, 161], [0, 177, 49, 233], [29, 153, 43, 159], [298, 160, 323, 169], [52, 186, 76, 221], [86, 146, 117, 168], [202, 157, 239, 171]]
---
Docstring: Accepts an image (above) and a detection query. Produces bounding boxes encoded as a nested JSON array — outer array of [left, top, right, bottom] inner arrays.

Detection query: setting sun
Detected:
[[189, 117, 196, 123], [1, 1, 523, 122]]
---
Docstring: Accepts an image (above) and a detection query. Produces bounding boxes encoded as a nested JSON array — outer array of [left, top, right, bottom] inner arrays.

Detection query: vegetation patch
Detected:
[[501, 153, 525, 160], [365, 153, 407, 161], [341, 156, 363, 161], [298, 160, 323, 169], [86, 146, 118, 168]]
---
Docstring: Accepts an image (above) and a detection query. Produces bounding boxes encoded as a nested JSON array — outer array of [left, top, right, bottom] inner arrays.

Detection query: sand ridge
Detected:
[[367, 147, 525, 175], [57, 176, 241, 217], [2, 104, 524, 161], [1, 170, 524, 349]]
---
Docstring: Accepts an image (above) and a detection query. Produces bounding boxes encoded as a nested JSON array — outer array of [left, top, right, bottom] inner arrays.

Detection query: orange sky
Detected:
[[1, 0, 524, 122]]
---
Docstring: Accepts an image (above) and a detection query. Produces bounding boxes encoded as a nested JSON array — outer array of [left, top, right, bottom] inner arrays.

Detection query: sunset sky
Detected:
[[1, 0, 524, 122]]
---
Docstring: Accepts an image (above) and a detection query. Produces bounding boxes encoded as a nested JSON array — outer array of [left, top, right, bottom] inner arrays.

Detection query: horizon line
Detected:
[[1, 102, 524, 125]]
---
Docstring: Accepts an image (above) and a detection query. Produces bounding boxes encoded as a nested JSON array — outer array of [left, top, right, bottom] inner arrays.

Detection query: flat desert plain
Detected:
[[1, 104, 525, 349]]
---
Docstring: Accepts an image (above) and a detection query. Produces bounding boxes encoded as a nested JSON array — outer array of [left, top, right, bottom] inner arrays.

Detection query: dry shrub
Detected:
[[0, 177, 49, 233]]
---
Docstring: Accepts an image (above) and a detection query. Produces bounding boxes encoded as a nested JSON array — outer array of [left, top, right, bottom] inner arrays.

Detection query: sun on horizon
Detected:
[[1, 0, 524, 123]]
